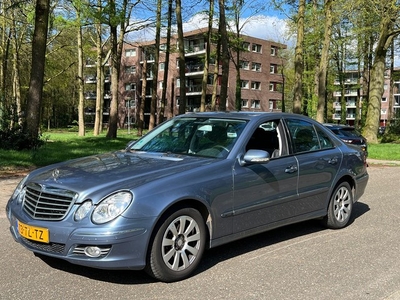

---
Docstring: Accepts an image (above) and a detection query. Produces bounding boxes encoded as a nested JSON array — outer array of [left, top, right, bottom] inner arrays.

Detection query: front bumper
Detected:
[[6, 201, 156, 270]]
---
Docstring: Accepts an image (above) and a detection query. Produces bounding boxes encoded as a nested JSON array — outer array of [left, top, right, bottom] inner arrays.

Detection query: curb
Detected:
[[367, 159, 400, 166]]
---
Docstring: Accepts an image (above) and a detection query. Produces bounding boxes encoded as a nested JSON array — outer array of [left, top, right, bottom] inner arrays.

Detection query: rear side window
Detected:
[[286, 119, 320, 153], [315, 126, 334, 149]]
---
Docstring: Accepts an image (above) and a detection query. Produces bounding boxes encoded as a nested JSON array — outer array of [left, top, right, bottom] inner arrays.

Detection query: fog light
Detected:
[[84, 246, 102, 258]]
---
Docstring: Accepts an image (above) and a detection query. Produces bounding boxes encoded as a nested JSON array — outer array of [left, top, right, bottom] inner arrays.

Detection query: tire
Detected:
[[323, 182, 353, 229], [145, 207, 206, 282]]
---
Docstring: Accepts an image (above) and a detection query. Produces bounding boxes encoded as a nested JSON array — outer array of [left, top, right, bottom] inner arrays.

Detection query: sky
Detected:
[[129, 12, 294, 48]]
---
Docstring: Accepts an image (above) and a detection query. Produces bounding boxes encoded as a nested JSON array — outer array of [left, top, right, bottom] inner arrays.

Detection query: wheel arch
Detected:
[[329, 174, 356, 209], [145, 198, 212, 261]]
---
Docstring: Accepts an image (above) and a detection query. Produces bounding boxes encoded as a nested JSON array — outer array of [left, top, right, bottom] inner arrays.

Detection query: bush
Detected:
[[0, 127, 44, 150]]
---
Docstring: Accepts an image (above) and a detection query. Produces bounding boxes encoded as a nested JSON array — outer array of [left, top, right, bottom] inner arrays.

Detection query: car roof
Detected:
[[323, 123, 355, 130], [180, 111, 316, 122]]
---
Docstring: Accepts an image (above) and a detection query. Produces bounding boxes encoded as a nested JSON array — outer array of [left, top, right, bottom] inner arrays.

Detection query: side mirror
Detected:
[[239, 149, 271, 166]]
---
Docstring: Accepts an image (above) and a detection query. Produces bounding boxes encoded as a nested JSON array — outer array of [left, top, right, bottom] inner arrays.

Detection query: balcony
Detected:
[[186, 64, 204, 75], [85, 91, 111, 100], [85, 75, 96, 84], [186, 84, 202, 95], [185, 45, 206, 57]]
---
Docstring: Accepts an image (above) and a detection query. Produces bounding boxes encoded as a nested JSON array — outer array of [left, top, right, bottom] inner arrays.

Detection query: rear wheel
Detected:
[[146, 207, 206, 282], [323, 182, 353, 229]]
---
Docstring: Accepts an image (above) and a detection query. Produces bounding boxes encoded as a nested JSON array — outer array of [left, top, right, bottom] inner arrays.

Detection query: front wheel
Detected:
[[323, 182, 353, 229], [146, 207, 206, 282]]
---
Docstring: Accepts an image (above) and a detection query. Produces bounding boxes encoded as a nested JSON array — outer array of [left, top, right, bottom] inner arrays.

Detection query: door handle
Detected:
[[285, 165, 298, 173], [328, 157, 338, 164]]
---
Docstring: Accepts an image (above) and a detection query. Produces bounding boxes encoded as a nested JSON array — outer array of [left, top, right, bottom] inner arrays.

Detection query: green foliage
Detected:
[[368, 143, 400, 160], [0, 127, 44, 151], [0, 130, 142, 171]]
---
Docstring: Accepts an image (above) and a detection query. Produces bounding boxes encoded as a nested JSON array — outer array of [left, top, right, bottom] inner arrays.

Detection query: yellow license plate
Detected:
[[17, 220, 49, 243]]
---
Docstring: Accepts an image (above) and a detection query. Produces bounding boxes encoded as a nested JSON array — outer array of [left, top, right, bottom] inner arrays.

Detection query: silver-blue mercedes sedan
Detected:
[[6, 112, 369, 282]]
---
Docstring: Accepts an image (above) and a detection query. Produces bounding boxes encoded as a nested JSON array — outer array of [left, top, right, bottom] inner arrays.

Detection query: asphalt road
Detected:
[[1, 166, 400, 300]]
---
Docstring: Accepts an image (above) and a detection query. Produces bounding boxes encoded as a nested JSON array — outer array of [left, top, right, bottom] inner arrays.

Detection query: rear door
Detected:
[[285, 118, 343, 213]]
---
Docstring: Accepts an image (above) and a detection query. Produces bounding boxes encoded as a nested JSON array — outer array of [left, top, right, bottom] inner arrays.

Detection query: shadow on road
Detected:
[[35, 201, 370, 284]]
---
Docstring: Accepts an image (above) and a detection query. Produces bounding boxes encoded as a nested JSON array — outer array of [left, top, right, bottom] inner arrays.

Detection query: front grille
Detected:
[[23, 183, 77, 220], [22, 237, 65, 254]]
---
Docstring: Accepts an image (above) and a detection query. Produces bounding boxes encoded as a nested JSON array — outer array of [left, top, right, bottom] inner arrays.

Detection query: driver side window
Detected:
[[246, 120, 281, 158]]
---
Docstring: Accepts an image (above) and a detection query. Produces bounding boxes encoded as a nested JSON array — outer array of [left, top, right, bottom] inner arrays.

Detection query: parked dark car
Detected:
[[323, 123, 368, 156], [7, 112, 369, 282]]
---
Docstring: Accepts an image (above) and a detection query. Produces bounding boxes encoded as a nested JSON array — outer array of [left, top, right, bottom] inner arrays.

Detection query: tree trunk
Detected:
[[176, 0, 186, 114], [106, 20, 119, 138], [149, 0, 162, 130], [316, 0, 333, 123], [94, 0, 104, 136], [218, 0, 229, 111], [159, 0, 172, 122], [77, 22, 85, 136], [201, 0, 214, 112], [11, 10, 22, 127], [25, 0, 50, 139], [293, 0, 305, 114], [138, 52, 147, 136], [363, 20, 395, 143]]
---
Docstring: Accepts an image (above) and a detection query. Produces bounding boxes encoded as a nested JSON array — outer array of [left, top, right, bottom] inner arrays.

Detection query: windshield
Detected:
[[130, 117, 247, 158]]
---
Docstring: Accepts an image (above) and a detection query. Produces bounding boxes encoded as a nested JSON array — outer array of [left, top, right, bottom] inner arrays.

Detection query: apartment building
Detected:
[[332, 70, 362, 126], [381, 69, 400, 126], [332, 69, 400, 127], [118, 28, 286, 126]]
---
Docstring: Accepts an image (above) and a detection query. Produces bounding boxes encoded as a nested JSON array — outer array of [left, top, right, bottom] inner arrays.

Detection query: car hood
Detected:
[[25, 151, 216, 200]]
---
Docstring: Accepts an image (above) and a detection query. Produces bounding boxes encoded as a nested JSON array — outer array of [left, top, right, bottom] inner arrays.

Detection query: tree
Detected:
[[25, 0, 51, 139], [218, 0, 229, 111], [149, 0, 162, 130], [200, 0, 214, 112], [176, 0, 186, 115], [315, 0, 333, 123], [292, 0, 305, 114], [159, 0, 173, 121], [362, 0, 400, 144], [75, 4, 85, 136]]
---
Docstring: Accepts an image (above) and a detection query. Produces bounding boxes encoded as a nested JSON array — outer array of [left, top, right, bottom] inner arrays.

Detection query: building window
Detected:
[[395, 95, 400, 105], [242, 42, 250, 51], [252, 62, 261, 72], [382, 97, 387, 102], [125, 49, 136, 57], [240, 61, 250, 70], [270, 64, 277, 74], [251, 100, 260, 109], [384, 84, 388, 90], [251, 81, 261, 90], [125, 83, 136, 91], [269, 83, 276, 91], [176, 78, 180, 88], [271, 46, 277, 56], [381, 109, 387, 115], [252, 44, 262, 53], [159, 81, 164, 89], [159, 62, 165, 71], [269, 100, 274, 110], [241, 99, 249, 108], [160, 44, 167, 51], [241, 80, 249, 89], [125, 65, 136, 74]]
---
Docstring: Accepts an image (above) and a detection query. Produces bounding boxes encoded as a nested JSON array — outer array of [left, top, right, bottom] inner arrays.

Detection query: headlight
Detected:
[[74, 200, 93, 221], [11, 176, 28, 204], [92, 191, 133, 224]]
